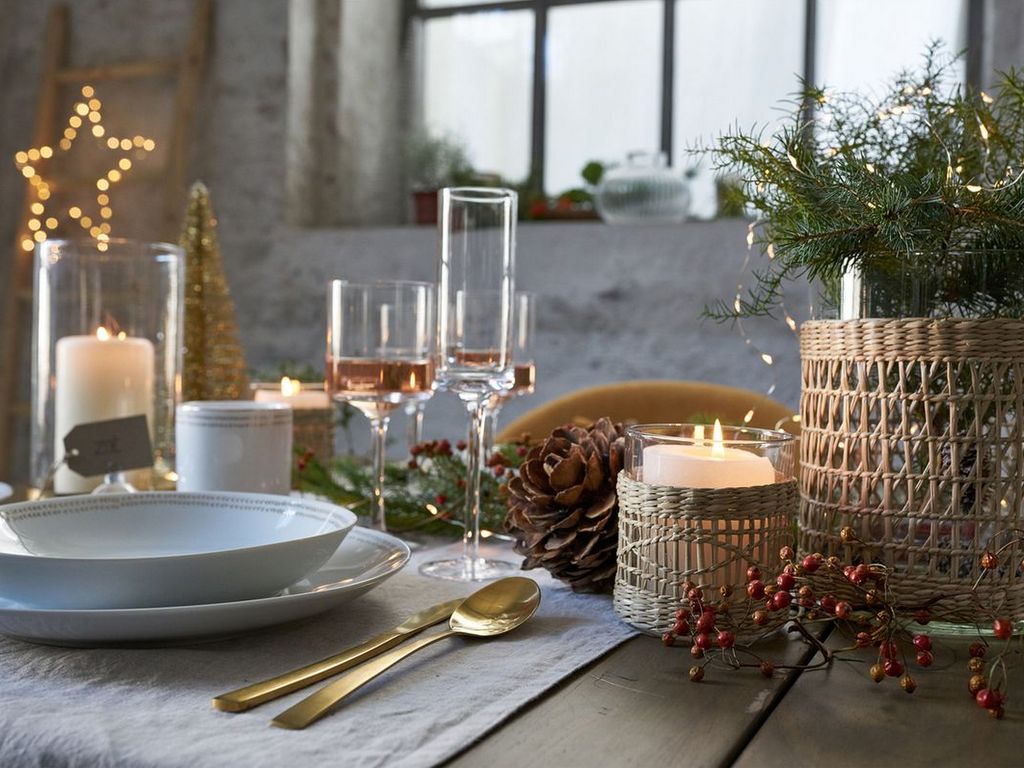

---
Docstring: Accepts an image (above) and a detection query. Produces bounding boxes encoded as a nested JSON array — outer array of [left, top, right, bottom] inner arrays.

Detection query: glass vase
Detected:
[[30, 239, 184, 495]]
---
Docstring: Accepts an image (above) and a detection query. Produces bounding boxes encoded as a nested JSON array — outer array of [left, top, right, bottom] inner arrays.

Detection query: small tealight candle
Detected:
[[642, 420, 776, 488], [254, 377, 331, 409]]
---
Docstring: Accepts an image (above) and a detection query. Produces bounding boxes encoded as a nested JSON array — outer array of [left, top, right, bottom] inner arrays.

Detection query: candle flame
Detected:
[[280, 376, 300, 396], [95, 326, 111, 341], [712, 419, 725, 459]]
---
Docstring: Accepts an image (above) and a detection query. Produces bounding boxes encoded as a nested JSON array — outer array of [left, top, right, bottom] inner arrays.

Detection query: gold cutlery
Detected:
[[271, 577, 541, 730], [212, 597, 464, 712]]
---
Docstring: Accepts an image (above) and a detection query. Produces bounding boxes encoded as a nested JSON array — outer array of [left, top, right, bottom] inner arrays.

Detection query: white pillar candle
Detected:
[[54, 328, 155, 494], [253, 377, 330, 409], [642, 421, 775, 488]]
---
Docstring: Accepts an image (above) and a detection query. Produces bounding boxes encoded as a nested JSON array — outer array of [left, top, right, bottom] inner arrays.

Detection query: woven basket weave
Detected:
[[799, 318, 1024, 622], [613, 471, 796, 636], [292, 408, 335, 463]]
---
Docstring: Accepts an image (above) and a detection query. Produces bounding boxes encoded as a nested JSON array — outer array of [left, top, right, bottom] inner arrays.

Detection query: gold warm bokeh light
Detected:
[[12, 84, 157, 252]]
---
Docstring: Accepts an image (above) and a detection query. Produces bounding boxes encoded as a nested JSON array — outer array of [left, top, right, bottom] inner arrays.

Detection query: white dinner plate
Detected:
[[0, 492, 356, 609], [0, 527, 410, 647]]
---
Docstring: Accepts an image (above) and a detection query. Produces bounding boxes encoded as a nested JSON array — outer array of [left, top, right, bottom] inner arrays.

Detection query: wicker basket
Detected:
[[613, 471, 796, 635], [799, 318, 1024, 623]]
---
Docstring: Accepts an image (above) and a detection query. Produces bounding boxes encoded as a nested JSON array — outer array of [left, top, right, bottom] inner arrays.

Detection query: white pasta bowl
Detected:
[[0, 492, 356, 609]]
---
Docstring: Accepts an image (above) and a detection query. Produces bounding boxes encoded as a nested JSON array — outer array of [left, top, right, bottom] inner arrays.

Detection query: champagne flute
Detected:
[[420, 187, 517, 581], [485, 292, 536, 453], [326, 280, 435, 531]]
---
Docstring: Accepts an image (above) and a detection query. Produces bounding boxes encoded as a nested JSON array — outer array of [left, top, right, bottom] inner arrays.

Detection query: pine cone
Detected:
[[504, 418, 625, 593]]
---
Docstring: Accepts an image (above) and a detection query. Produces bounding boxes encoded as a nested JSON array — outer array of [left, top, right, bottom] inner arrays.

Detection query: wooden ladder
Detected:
[[0, 0, 210, 481]]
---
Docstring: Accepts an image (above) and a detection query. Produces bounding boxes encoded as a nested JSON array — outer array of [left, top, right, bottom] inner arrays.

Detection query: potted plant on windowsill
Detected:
[[405, 131, 474, 225], [706, 45, 1024, 629]]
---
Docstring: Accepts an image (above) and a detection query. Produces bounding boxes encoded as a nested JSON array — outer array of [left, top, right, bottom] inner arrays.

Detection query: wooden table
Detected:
[[450, 630, 1020, 768]]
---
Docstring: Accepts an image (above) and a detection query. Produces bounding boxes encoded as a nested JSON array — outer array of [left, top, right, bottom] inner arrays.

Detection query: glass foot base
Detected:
[[419, 556, 518, 582]]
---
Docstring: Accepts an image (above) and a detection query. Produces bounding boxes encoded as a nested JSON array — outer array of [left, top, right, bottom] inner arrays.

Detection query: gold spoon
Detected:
[[271, 577, 541, 730]]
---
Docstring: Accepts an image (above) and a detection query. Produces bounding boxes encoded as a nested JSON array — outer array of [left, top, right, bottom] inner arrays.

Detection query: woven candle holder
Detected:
[[799, 318, 1024, 624], [613, 423, 797, 637], [292, 408, 336, 462]]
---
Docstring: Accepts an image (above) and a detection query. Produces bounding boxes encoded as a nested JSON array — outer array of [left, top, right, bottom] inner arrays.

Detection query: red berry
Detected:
[[516, 445, 528, 457], [914, 609, 931, 625], [993, 618, 1013, 640], [672, 619, 690, 636], [435, 494, 447, 506], [880, 640, 898, 659], [969, 642, 987, 658], [746, 580, 766, 599], [687, 587, 704, 602], [776, 572, 796, 591], [835, 601, 853, 620], [855, 631, 872, 648], [802, 554, 822, 573], [690, 644, 704, 659], [696, 612, 716, 634], [976, 688, 1001, 710], [456, 440, 468, 451], [852, 564, 871, 584], [675, 607, 690, 621], [912, 634, 932, 652], [981, 551, 999, 570], [779, 545, 795, 561], [661, 632, 675, 647], [819, 594, 837, 613], [407, 459, 419, 469], [296, 459, 307, 471], [915, 650, 934, 667], [695, 632, 713, 650], [760, 661, 775, 678], [771, 591, 792, 611], [843, 565, 856, 580], [883, 658, 904, 677], [746, 566, 762, 583], [717, 630, 735, 649]]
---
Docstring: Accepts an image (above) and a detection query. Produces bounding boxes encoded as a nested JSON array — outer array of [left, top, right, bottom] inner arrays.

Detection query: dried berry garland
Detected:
[[665, 528, 1024, 720]]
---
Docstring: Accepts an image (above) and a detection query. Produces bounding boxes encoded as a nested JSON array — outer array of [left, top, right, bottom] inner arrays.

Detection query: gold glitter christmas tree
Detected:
[[180, 181, 250, 401]]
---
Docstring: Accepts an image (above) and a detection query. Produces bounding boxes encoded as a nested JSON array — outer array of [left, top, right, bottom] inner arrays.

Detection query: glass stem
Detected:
[[406, 403, 425, 454], [483, 401, 502, 458], [369, 416, 390, 532], [463, 395, 489, 566]]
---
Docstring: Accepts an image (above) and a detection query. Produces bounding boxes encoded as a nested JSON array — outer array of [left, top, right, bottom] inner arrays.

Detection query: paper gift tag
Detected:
[[63, 415, 153, 477]]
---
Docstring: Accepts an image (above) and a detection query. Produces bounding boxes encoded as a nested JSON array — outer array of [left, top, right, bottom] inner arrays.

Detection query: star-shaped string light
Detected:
[[13, 84, 157, 253]]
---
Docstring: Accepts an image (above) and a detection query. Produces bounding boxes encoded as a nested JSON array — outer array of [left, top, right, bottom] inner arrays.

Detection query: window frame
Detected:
[[408, 0, 985, 195]]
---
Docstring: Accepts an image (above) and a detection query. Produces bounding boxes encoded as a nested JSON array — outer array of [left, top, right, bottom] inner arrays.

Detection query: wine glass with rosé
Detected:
[[326, 280, 435, 531], [420, 187, 518, 582], [485, 292, 536, 452]]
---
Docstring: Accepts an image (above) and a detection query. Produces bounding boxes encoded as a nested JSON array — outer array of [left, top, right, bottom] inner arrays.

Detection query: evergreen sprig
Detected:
[[705, 44, 1024, 320]]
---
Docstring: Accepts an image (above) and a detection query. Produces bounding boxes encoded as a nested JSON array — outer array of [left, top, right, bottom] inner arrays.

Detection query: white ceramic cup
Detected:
[[175, 401, 293, 494]]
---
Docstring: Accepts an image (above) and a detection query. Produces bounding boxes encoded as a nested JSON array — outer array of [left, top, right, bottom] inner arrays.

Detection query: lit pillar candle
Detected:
[[643, 420, 775, 488], [642, 420, 777, 590], [254, 377, 331, 409], [54, 327, 155, 494]]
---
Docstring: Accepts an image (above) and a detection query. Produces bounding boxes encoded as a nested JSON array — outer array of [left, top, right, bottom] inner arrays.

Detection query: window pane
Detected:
[[817, 0, 966, 93], [674, 0, 805, 218], [422, 11, 533, 182], [545, 0, 662, 195]]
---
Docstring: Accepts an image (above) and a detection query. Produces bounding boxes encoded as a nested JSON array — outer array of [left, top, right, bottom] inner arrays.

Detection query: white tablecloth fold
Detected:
[[0, 541, 636, 768]]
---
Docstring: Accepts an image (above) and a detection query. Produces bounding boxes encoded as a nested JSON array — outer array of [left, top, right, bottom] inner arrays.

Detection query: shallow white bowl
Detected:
[[0, 527, 409, 646], [0, 492, 356, 609]]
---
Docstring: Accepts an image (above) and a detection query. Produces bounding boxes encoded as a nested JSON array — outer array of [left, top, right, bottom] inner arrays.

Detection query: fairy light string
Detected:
[[13, 84, 157, 253]]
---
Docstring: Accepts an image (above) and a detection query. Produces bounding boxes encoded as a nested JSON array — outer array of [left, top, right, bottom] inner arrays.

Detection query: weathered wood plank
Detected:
[[735, 631, 1021, 768], [447, 633, 814, 768]]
